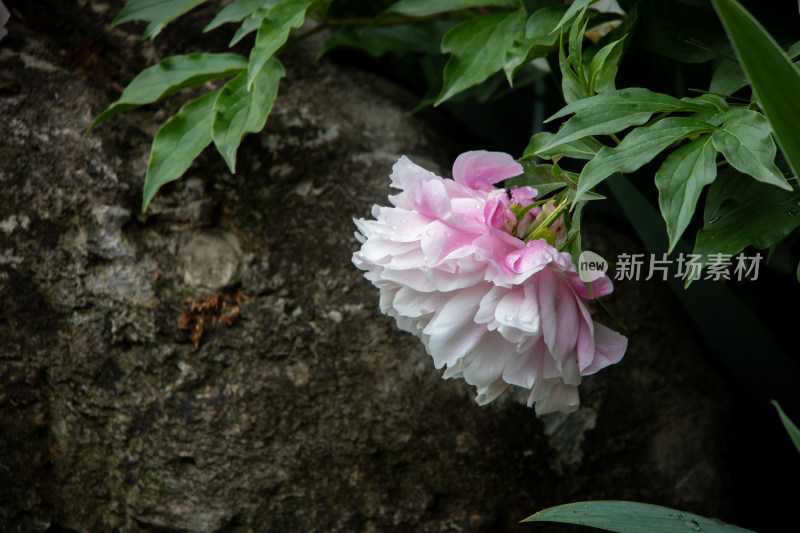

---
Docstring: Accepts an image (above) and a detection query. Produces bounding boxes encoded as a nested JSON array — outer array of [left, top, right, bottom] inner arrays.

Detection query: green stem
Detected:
[[515, 198, 549, 220], [524, 201, 567, 242]]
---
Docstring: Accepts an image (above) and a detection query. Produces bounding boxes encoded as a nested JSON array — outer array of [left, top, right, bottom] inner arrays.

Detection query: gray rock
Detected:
[[0, 1, 766, 532]]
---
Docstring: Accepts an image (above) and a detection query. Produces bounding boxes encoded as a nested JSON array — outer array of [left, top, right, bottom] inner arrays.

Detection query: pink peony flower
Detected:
[[352, 151, 626, 414]]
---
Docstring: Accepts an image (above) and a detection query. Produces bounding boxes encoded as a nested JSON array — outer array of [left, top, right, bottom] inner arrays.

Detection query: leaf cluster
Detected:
[[92, 0, 325, 210]]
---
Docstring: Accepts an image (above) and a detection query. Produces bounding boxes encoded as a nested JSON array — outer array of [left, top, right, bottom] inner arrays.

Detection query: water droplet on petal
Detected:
[[787, 207, 799, 217], [686, 520, 701, 531], [426, 229, 435, 236], [504, 314, 514, 322]]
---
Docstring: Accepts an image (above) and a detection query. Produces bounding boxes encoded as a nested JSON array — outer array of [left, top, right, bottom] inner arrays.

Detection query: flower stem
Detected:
[[524, 201, 567, 243]]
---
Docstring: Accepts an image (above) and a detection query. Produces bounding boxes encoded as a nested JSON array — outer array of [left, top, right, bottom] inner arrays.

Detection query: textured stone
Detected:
[[0, 1, 786, 532]]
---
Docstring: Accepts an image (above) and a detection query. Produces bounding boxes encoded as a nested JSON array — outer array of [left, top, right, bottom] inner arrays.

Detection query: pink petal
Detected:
[[407, 178, 452, 219], [537, 268, 579, 363], [506, 239, 558, 276], [452, 151, 523, 192], [580, 322, 627, 375]]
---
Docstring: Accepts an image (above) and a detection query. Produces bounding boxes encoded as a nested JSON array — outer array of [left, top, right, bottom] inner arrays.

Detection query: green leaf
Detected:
[[230, 4, 273, 45], [503, 6, 567, 84], [682, 94, 731, 114], [712, 0, 800, 184], [319, 21, 453, 58], [575, 117, 715, 203], [383, 0, 520, 18], [558, 29, 586, 104], [693, 167, 800, 263], [212, 59, 285, 173], [711, 108, 792, 190], [247, 0, 313, 89], [522, 500, 756, 532], [567, 6, 588, 83], [539, 88, 706, 154], [788, 40, 800, 59], [550, 0, 597, 36], [436, 10, 526, 105], [588, 35, 625, 95], [505, 160, 568, 197], [143, 89, 221, 212], [655, 134, 718, 252], [771, 400, 800, 454], [709, 59, 747, 96], [523, 131, 602, 161], [112, 0, 208, 40], [204, 0, 273, 32], [89, 53, 247, 132]]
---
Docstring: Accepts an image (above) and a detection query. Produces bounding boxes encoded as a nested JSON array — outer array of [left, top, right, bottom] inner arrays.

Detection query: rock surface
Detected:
[[0, 1, 781, 532]]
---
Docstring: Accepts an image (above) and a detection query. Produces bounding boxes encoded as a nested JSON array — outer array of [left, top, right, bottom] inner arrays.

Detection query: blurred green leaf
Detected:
[[320, 21, 454, 57], [711, 108, 792, 190], [503, 6, 566, 83], [112, 0, 208, 40], [575, 117, 715, 203], [204, 0, 275, 32], [655, 134, 718, 252], [522, 500, 756, 532], [788, 40, 800, 59], [709, 59, 747, 96], [539, 88, 705, 154], [247, 0, 314, 90], [212, 58, 285, 173], [693, 167, 800, 265], [230, 4, 272, 45], [89, 53, 247, 132], [436, 10, 526, 105], [383, 0, 520, 18], [523, 131, 602, 161], [713, 0, 800, 182], [771, 400, 800, 454], [142, 88, 221, 212], [637, 0, 730, 63]]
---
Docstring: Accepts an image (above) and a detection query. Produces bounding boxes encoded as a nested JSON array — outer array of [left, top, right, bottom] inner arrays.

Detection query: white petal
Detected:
[[428, 321, 486, 369], [503, 336, 547, 389], [422, 284, 487, 337], [532, 380, 580, 415], [475, 285, 507, 324], [461, 331, 516, 390], [392, 286, 440, 317], [475, 378, 509, 405]]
